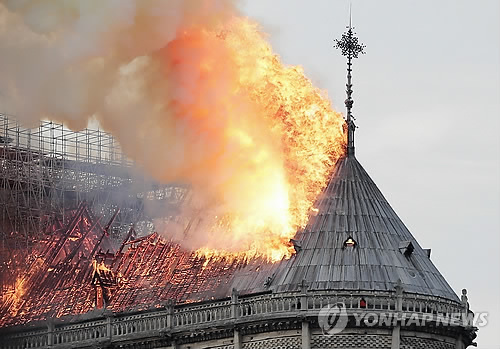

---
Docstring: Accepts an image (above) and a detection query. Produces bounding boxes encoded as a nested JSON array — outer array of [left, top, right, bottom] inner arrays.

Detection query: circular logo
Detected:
[[318, 302, 348, 335]]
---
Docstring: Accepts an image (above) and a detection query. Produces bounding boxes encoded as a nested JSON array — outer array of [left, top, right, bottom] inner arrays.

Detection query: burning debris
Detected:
[[0, 204, 276, 327]]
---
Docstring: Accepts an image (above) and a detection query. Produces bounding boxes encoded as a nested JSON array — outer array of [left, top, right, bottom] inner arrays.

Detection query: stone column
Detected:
[[391, 326, 401, 349], [231, 288, 239, 319], [302, 321, 311, 349], [455, 335, 466, 349], [166, 299, 174, 329], [391, 280, 404, 349], [234, 328, 242, 349], [455, 289, 469, 349], [299, 280, 308, 311], [46, 318, 54, 347], [103, 309, 113, 340]]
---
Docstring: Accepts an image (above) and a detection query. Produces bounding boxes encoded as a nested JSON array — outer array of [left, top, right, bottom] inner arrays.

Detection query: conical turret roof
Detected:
[[270, 154, 459, 301]]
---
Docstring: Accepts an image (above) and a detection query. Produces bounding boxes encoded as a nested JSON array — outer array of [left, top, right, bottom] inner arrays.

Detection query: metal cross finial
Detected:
[[334, 10, 365, 157]]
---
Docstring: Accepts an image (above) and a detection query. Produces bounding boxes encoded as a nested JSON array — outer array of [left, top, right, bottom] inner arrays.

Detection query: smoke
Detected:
[[0, 0, 235, 127], [0, 1, 345, 258]]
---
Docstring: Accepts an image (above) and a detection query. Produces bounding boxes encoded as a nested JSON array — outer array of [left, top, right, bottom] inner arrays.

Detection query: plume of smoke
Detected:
[[0, 0, 245, 250], [0, 0, 235, 128], [0, 1, 345, 256]]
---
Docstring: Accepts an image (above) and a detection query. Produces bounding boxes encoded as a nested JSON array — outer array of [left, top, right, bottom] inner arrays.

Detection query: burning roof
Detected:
[[0, 203, 276, 328]]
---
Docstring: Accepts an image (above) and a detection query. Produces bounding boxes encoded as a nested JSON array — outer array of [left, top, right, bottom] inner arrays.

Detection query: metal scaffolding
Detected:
[[0, 113, 188, 250]]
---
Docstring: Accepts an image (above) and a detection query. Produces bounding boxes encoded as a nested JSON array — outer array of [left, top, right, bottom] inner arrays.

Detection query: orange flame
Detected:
[[0, 2, 346, 262], [154, 18, 346, 261], [6, 277, 26, 316]]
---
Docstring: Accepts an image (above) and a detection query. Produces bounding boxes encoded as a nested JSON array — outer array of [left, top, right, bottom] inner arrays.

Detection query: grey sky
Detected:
[[241, 1, 499, 348]]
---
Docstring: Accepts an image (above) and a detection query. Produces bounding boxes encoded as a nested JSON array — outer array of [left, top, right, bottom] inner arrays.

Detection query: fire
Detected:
[[93, 259, 111, 273], [0, 2, 346, 262], [13, 278, 25, 302], [6, 277, 26, 316], [158, 18, 346, 261]]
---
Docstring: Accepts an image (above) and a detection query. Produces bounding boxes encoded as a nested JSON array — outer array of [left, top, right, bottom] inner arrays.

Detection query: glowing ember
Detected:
[[160, 18, 346, 261], [10, 278, 26, 314]]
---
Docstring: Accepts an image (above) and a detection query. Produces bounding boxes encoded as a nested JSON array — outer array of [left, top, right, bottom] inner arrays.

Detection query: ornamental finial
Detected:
[[334, 6, 365, 157]]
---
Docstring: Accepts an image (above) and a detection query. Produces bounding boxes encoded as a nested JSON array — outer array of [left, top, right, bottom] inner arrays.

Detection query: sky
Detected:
[[241, 0, 499, 348]]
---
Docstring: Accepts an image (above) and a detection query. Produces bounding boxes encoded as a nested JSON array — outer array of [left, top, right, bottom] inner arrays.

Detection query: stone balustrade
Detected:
[[0, 329, 47, 349], [173, 300, 232, 326], [0, 290, 465, 349]]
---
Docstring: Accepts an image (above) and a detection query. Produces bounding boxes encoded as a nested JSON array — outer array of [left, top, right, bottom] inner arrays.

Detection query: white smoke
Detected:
[[0, 0, 235, 126]]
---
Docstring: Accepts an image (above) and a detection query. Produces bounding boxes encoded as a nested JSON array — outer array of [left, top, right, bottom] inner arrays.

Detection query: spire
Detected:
[[334, 8, 365, 157]]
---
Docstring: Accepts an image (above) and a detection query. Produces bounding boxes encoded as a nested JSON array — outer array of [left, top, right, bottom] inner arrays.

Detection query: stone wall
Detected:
[[311, 328, 392, 349], [242, 330, 301, 349]]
